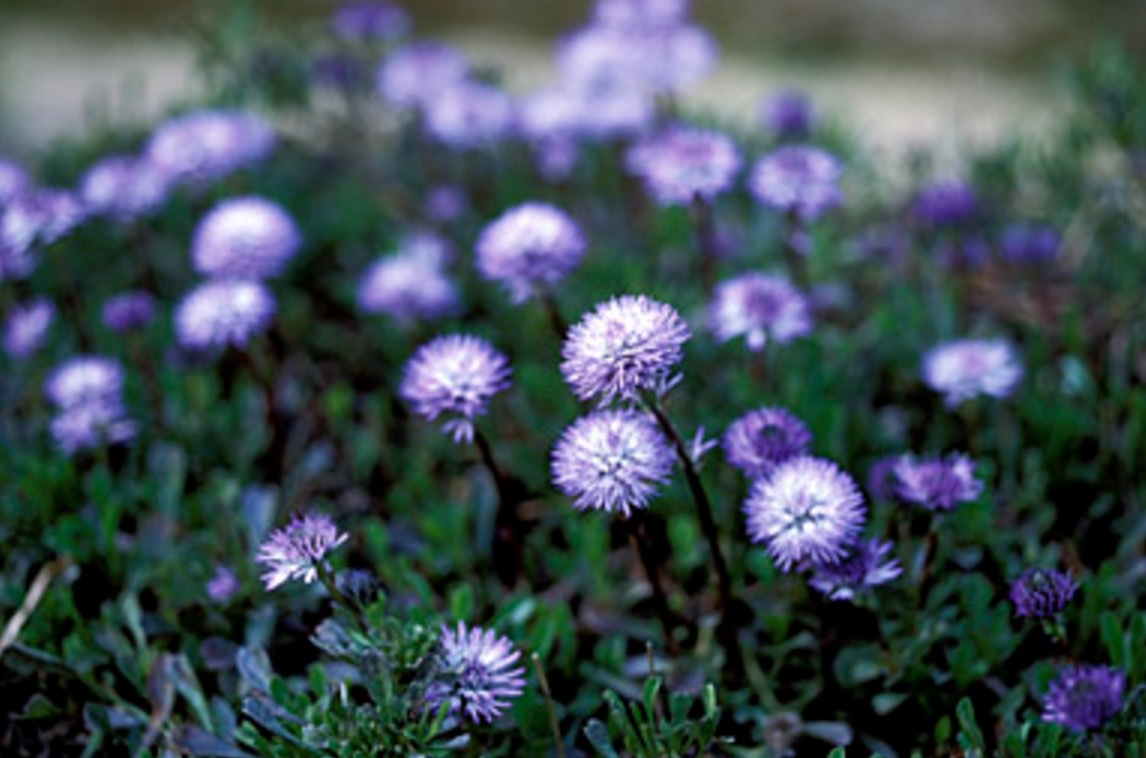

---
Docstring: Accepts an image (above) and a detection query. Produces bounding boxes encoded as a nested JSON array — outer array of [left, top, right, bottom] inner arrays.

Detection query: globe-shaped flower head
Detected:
[[808, 538, 902, 601], [625, 127, 741, 206], [762, 90, 814, 139], [146, 109, 275, 187], [102, 291, 157, 333], [722, 406, 812, 479], [425, 622, 526, 725], [552, 409, 675, 517], [561, 295, 690, 404], [749, 145, 842, 221], [476, 202, 587, 304], [45, 355, 125, 409], [79, 155, 171, 223], [707, 273, 812, 351], [4, 298, 54, 359], [175, 279, 277, 351], [256, 513, 349, 590], [399, 334, 512, 444], [376, 42, 469, 109], [1010, 568, 1079, 619], [922, 338, 1022, 407], [423, 83, 515, 149], [1041, 664, 1126, 733], [743, 456, 866, 571], [894, 453, 982, 512], [192, 196, 302, 280], [357, 252, 460, 323], [913, 181, 977, 228], [44, 355, 135, 454]]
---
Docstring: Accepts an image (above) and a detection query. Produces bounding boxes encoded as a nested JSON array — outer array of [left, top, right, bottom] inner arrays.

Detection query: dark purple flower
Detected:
[[999, 223, 1060, 265], [424, 185, 467, 223], [423, 83, 515, 149], [551, 409, 675, 517], [922, 338, 1022, 407], [762, 90, 813, 139], [376, 42, 469, 109], [256, 513, 349, 590], [79, 155, 171, 222], [0, 158, 31, 206], [707, 273, 812, 351], [476, 202, 586, 303], [206, 565, 240, 603], [913, 181, 977, 228], [722, 407, 812, 479], [4, 298, 54, 359], [331, 1, 410, 42], [175, 279, 276, 351], [1010, 568, 1079, 619], [749, 146, 842, 221], [192, 196, 302, 280], [808, 538, 902, 601], [865, 455, 901, 502], [625, 127, 741, 206], [101, 291, 157, 333], [743, 456, 866, 571], [936, 235, 991, 268], [311, 53, 368, 91], [1041, 664, 1125, 733], [425, 622, 526, 724], [893, 453, 982, 512], [146, 109, 275, 187]]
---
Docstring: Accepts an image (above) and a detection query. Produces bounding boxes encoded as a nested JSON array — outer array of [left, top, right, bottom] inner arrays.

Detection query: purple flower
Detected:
[[192, 196, 302, 280], [49, 401, 137, 455], [593, 0, 688, 27], [357, 252, 460, 323], [519, 87, 585, 143], [425, 622, 526, 725], [561, 295, 689, 404], [424, 185, 467, 223], [1041, 664, 1126, 733], [146, 109, 275, 187], [331, 1, 410, 42], [749, 146, 842, 221], [808, 538, 902, 601], [722, 407, 812, 479], [79, 155, 171, 223], [922, 338, 1022, 407], [102, 291, 157, 333], [476, 202, 586, 303], [311, 53, 368, 91], [559, 23, 715, 97], [707, 273, 812, 351], [376, 42, 469, 110], [399, 334, 512, 444], [625, 127, 741, 206], [0, 159, 30, 207], [893, 453, 982, 512], [175, 279, 276, 351], [1, 189, 85, 274], [423, 83, 515, 149], [1010, 568, 1079, 618], [1000, 223, 1060, 265], [4, 298, 54, 359], [45, 355, 125, 409], [743, 456, 866, 571], [206, 565, 240, 603], [865, 455, 901, 502], [762, 90, 813, 139], [551, 409, 675, 517], [913, 181, 977, 228], [256, 513, 349, 590], [936, 235, 991, 269]]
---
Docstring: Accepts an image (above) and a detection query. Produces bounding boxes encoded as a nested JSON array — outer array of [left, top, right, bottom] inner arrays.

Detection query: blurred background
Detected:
[[2, 0, 1144, 157]]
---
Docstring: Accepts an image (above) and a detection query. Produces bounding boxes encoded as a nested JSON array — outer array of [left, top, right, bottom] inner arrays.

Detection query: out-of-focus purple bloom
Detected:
[[865, 455, 901, 502], [2, 188, 85, 264], [192, 196, 302, 280], [722, 407, 812, 479], [534, 136, 582, 181], [707, 273, 812, 351], [425, 185, 467, 223], [936, 235, 991, 268], [852, 225, 911, 265], [423, 83, 515, 149], [551, 409, 675, 517], [399, 334, 512, 444], [311, 53, 368, 91], [913, 181, 978, 228], [519, 87, 585, 143], [749, 146, 842, 221], [146, 109, 275, 187], [894, 453, 982, 512], [256, 513, 349, 590], [331, 0, 410, 42], [0, 158, 31, 206], [1041, 664, 1125, 733], [357, 251, 460, 323], [1000, 223, 1060, 265], [376, 42, 469, 110], [4, 298, 54, 359], [808, 538, 902, 601], [559, 23, 715, 98], [425, 622, 526, 725], [762, 90, 813, 139], [594, 0, 688, 27], [1010, 568, 1079, 618], [561, 295, 689, 404], [101, 291, 157, 333], [922, 338, 1022, 407], [743, 456, 866, 571], [175, 279, 276, 351], [476, 202, 586, 303], [79, 155, 171, 223], [625, 127, 741, 206], [45, 355, 125, 409], [206, 565, 240, 603], [49, 400, 137, 454]]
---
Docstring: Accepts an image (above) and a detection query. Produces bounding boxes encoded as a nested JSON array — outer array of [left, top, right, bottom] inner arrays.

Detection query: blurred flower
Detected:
[[425, 622, 526, 724], [1, 188, 86, 272], [743, 456, 866, 571], [561, 295, 689, 404], [357, 252, 460, 323], [49, 400, 137, 454], [936, 235, 990, 268], [625, 126, 741, 206], [913, 181, 977, 228], [146, 109, 275, 187], [922, 338, 1022, 407], [256, 513, 349, 590], [894, 453, 982, 511], [1041, 664, 1125, 733], [206, 565, 240, 603], [534, 136, 582, 181], [331, 0, 410, 42], [707, 273, 812, 351], [722, 406, 812, 479], [0, 158, 31, 205], [376, 42, 469, 109], [476, 202, 586, 303], [310, 53, 368, 92], [423, 83, 515, 149], [102, 291, 157, 333], [78, 155, 171, 223], [559, 22, 715, 98], [749, 146, 842, 220], [3, 298, 54, 359], [45, 355, 125, 409], [551, 409, 675, 517], [593, 0, 688, 27], [808, 538, 902, 601], [424, 184, 467, 223], [1010, 568, 1079, 618], [999, 222, 1060, 265], [192, 196, 302, 280], [762, 90, 813, 139], [399, 334, 512, 444], [865, 455, 901, 502], [175, 279, 276, 351]]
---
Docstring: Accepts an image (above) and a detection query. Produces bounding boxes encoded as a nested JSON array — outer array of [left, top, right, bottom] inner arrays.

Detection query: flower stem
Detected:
[[472, 428, 523, 585], [531, 653, 567, 758], [626, 512, 680, 656], [538, 287, 568, 340], [782, 210, 810, 288]]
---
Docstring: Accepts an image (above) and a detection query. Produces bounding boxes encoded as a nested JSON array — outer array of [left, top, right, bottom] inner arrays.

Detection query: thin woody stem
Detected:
[[538, 287, 569, 341]]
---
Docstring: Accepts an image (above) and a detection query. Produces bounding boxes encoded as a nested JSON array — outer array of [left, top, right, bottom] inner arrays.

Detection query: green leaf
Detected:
[[956, 697, 987, 755], [585, 720, 620, 758], [1100, 611, 1125, 668]]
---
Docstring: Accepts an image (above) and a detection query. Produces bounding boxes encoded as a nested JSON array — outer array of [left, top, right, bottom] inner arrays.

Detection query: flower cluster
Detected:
[[707, 273, 812, 351], [256, 513, 349, 590], [43, 356, 136, 454], [424, 622, 526, 724], [476, 202, 587, 303], [922, 338, 1022, 407]]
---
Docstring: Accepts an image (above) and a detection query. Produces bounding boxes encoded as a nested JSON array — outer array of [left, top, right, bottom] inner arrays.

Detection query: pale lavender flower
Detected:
[[743, 456, 866, 571], [357, 252, 460, 322], [376, 42, 469, 109], [808, 538, 902, 601], [331, 0, 410, 42], [707, 273, 812, 351], [2, 189, 85, 271], [0, 158, 31, 205], [562, 295, 689, 404], [256, 513, 349, 590], [1010, 568, 1079, 619], [175, 279, 276, 351], [206, 565, 241, 603], [559, 23, 714, 97], [476, 202, 586, 303], [425, 622, 526, 725], [913, 181, 977, 228], [44, 355, 125, 409], [534, 136, 582, 181], [79, 155, 171, 222], [762, 91, 813, 139], [425, 185, 467, 223], [102, 291, 156, 333], [722, 407, 812, 479], [894, 453, 982, 512], [625, 127, 741, 206], [1000, 223, 1060, 265], [518, 87, 585, 144], [551, 409, 675, 517], [399, 334, 512, 444], [49, 400, 137, 455], [749, 146, 843, 220], [593, 0, 688, 28], [3, 298, 54, 359], [423, 83, 515, 149], [146, 109, 275, 187], [922, 338, 1022, 407], [1041, 664, 1126, 733], [192, 196, 302, 280]]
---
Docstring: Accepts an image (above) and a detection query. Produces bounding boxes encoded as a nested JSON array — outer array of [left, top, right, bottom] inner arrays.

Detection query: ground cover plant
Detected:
[[2, 1, 1146, 755]]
